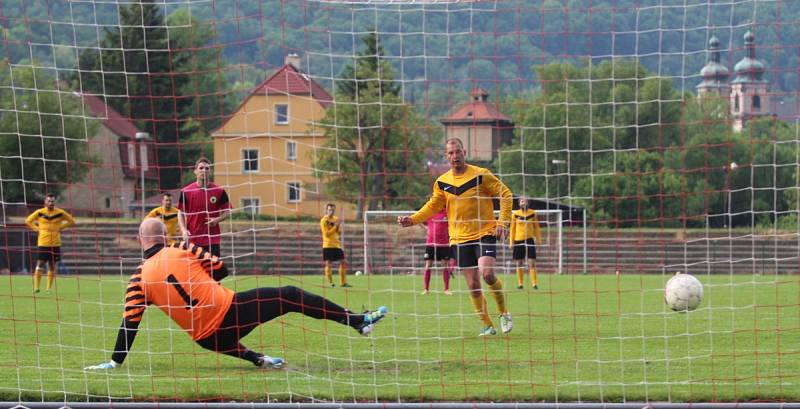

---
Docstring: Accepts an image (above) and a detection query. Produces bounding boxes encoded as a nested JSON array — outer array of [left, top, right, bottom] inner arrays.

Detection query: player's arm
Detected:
[[508, 214, 516, 246], [24, 211, 39, 231], [85, 269, 146, 370], [184, 241, 229, 281], [61, 210, 76, 229], [532, 211, 543, 243], [145, 208, 159, 219], [177, 192, 190, 241], [400, 184, 445, 227]]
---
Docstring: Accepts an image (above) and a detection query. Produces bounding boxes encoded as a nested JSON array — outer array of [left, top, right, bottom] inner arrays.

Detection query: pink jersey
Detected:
[[177, 182, 230, 246], [425, 211, 450, 247]]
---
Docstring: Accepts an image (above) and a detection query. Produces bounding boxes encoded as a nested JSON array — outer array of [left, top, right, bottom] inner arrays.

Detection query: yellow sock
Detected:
[[338, 264, 347, 285], [516, 268, 524, 287], [487, 278, 507, 314], [529, 266, 538, 287], [33, 268, 43, 291], [46, 271, 55, 290], [324, 265, 333, 284], [469, 292, 494, 328]]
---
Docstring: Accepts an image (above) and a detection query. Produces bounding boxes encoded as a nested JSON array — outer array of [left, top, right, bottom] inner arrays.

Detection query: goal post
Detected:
[[363, 208, 587, 276]]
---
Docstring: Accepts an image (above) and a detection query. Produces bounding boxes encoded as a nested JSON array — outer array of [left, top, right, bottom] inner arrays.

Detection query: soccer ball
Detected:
[[354, 270, 363, 276], [664, 273, 703, 311]]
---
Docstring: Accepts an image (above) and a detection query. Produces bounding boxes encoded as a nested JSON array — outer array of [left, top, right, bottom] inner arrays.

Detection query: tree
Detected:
[[0, 61, 97, 203], [70, 2, 231, 189], [314, 33, 432, 217]]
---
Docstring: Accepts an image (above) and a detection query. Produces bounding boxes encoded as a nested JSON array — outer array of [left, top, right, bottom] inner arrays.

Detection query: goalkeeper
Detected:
[[398, 138, 513, 336], [85, 218, 387, 371]]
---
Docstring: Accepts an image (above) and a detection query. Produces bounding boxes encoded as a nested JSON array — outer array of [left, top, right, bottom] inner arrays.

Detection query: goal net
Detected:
[[1, 0, 799, 406]]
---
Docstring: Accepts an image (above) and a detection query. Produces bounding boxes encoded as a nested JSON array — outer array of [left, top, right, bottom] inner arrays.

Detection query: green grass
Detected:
[[1, 272, 798, 403]]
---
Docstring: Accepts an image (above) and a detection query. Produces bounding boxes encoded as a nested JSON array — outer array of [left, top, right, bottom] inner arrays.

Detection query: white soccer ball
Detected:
[[664, 273, 703, 311], [354, 270, 363, 276]]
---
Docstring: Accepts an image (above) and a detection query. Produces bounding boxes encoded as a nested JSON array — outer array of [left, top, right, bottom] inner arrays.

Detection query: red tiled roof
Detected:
[[77, 92, 140, 138], [440, 101, 512, 123], [253, 63, 333, 108]]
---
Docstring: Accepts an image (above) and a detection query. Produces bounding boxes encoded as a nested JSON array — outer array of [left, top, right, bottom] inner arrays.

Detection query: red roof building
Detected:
[[440, 88, 514, 161]]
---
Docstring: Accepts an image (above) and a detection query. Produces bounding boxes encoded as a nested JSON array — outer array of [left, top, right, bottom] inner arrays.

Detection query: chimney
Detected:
[[284, 53, 301, 68]]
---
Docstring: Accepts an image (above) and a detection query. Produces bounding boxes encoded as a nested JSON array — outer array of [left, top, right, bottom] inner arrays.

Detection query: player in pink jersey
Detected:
[[177, 157, 231, 257], [420, 209, 455, 295]]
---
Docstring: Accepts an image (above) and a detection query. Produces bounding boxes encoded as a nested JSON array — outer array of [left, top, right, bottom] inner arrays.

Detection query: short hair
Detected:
[[195, 157, 211, 167], [162, 192, 173, 198], [45, 193, 56, 199], [445, 138, 464, 149], [326, 203, 336, 209]]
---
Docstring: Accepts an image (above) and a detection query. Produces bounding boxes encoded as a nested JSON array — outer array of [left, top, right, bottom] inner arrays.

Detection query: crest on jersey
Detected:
[[210, 196, 217, 204]]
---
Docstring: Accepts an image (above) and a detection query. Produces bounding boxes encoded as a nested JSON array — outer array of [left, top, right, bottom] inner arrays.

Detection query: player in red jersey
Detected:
[[84, 218, 387, 370], [177, 157, 231, 257]]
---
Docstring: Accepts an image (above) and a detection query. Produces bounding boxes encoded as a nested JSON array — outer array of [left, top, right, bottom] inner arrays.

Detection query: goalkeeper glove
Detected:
[[84, 360, 118, 370]]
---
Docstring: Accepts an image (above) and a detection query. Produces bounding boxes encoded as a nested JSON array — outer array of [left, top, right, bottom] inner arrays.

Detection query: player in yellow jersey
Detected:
[[25, 194, 76, 293], [398, 138, 513, 336], [320, 203, 350, 287], [145, 192, 180, 245], [509, 197, 543, 289]]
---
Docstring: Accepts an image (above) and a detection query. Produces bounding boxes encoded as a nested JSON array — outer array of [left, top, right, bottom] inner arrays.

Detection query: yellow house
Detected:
[[212, 56, 354, 219]]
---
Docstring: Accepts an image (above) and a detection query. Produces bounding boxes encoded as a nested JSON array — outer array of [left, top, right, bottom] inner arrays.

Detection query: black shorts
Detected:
[[424, 246, 451, 261], [512, 238, 537, 260], [322, 247, 344, 262], [36, 246, 61, 263], [451, 236, 497, 268]]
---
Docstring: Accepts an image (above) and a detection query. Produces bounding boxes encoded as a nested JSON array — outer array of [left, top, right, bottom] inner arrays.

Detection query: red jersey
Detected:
[[424, 210, 449, 247], [177, 182, 230, 246]]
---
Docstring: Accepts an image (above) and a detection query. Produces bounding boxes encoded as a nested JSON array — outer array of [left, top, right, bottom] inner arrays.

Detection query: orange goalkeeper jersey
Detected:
[[123, 242, 234, 341]]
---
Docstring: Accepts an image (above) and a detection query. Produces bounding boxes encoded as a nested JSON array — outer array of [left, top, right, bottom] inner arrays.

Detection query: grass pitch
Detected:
[[0, 272, 798, 403]]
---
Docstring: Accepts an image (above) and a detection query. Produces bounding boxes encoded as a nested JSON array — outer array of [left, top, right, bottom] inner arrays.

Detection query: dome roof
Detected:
[[732, 30, 767, 83], [701, 62, 730, 78]]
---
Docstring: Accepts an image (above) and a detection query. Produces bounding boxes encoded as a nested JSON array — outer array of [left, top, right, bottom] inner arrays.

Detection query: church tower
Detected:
[[730, 30, 769, 132], [696, 35, 730, 97]]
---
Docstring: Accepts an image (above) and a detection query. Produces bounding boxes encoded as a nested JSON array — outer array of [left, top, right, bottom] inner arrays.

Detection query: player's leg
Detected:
[[323, 259, 334, 286], [478, 236, 511, 334], [338, 255, 350, 287], [455, 242, 494, 335], [33, 257, 45, 293], [196, 328, 284, 369], [527, 240, 539, 289], [422, 258, 433, 294], [442, 257, 454, 294], [514, 259, 525, 289], [46, 258, 56, 291]]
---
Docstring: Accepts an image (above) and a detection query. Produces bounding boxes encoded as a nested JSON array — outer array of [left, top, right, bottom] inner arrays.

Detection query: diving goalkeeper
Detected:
[[85, 218, 387, 370]]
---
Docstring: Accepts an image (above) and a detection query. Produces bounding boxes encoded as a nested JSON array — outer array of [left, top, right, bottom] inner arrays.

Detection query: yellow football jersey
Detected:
[[509, 209, 542, 245], [410, 164, 512, 244], [146, 206, 180, 244], [25, 207, 76, 247], [320, 215, 342, 249]]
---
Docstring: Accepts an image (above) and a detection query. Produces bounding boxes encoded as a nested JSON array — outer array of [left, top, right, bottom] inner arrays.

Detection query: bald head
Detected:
[[139, 218, 166, 249]]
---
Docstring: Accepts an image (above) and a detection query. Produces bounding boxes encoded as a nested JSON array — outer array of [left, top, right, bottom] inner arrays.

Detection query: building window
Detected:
[[241, 198, 260, 215], [752, 95, 761, 110], [287, 141, 297, 161], [275, 104, 289, 124], [127, 143, 136, 169], [287, 182, 301, 203], [105, 198, 111, 208], [242, 149, 258, 172], [734, 94, 740, 112]]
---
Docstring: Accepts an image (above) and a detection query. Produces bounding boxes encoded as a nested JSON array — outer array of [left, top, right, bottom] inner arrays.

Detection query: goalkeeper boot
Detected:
[[258, 355, 287, 370], [499, 312, 513, 334], [358, 306, 388, 335], [478, 326, 497, 337]]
